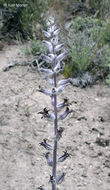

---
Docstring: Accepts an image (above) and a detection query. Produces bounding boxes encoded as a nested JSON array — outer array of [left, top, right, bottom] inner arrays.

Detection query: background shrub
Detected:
[[1, 0, 51, 39], [22, 38, 47, 56]]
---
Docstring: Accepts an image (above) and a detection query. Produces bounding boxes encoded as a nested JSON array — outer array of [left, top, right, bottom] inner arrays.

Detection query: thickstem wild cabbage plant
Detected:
[[38, 24, 72, 190]]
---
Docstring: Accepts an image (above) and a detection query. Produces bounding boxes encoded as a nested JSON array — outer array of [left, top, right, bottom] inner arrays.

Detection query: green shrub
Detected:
[[64, 16, 110, 78], [99, 21, 110, 46], [21, 0, 50, 36], [1, 0, 51, 38], [102, 46, 110, 66], [63, 64, 73, 78], [65, 30, 97, 77], [87, 0, 110, 19], [22, 38, 47, 56], [105, 74, 110, 86], [70, 16, 105, 41]]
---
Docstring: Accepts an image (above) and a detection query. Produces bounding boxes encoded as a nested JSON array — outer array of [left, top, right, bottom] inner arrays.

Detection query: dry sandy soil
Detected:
[[0, 44, 110, 190]]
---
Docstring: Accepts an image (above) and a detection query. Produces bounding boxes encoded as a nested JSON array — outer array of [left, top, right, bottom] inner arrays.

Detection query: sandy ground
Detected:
[[0, 44, 110, 190]]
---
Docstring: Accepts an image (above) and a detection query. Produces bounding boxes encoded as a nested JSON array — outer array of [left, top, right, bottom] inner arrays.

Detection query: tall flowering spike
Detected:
[[38, 23, 72, 190]]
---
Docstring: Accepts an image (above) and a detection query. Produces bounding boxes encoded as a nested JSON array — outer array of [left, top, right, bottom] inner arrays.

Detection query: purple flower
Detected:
[[59, 107, 73, 120], [45, 152, 53, 167], [40, 139, 52, 150], [38, 107, 55, 121], [45, 76, 54, 85], [57, 127, 64, 140], [57, 98, 70, 110], [55, 43, 64, 52], [50, 95, 54, 106], [54, 61, 61, 73], [38, 85, 52, 96], [58, 78, 72, 85], [53, 28, 60, 36], [38, 67, 53, 76], [43, 30, 51, 38], [41, 54, 53, 63], [43, 40, 53, 52], [58, 150, 71, 162], [51, 36, 59, 45], [56, 172, 66, 184], [48, 25, 57, 34], [55, 84, 68, 95], [57, 51, 67, 62]]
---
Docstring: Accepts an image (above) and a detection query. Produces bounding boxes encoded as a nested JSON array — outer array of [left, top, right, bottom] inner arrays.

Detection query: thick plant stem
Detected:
[[52, 69, 58, 190]]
